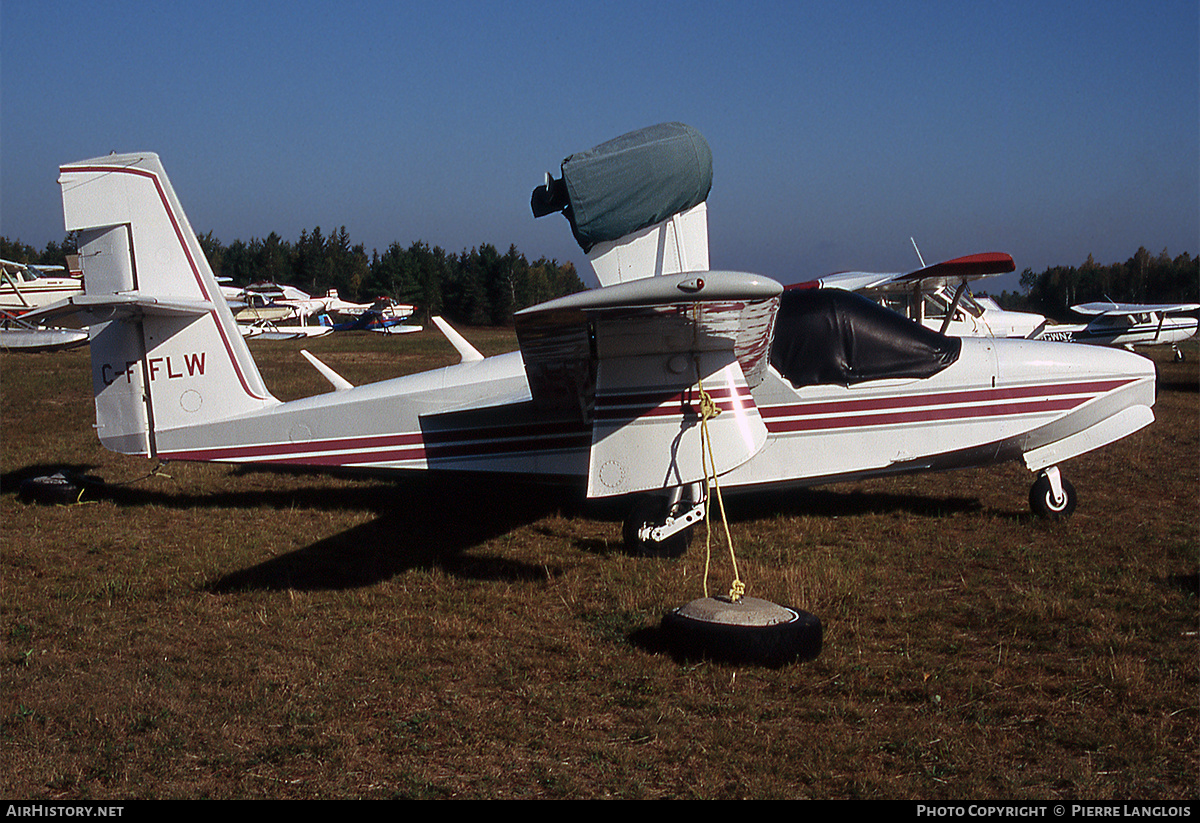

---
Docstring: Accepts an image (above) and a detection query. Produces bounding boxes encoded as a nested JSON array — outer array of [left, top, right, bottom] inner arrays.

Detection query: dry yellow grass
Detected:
[[1, 330, 1196, 799]]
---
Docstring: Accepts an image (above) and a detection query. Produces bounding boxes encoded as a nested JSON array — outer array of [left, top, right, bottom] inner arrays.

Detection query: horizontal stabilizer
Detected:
[[57, 152, 277, 456], [21, 293, 217, 329]]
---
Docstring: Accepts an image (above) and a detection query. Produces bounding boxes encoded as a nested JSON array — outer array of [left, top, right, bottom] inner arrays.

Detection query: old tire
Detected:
[[661, 596, 822, 666], [19, 472, 86, 505]]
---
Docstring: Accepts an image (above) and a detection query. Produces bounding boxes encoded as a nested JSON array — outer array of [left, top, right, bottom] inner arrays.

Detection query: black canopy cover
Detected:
[[770, 288, 962, 388]]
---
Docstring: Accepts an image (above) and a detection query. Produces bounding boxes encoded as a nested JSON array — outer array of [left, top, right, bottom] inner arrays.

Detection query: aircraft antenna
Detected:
[[910, 237, 926, 268]]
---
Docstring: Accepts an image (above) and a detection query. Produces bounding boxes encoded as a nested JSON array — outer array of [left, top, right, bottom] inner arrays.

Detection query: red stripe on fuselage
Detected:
[[758, 379, 1132, 433], [158, 379, 1134, 468], [159, 419, 591, 466], [764, 396, 1083, 433], [758, 379, 1131, 419], [595, 385, 755, 421]]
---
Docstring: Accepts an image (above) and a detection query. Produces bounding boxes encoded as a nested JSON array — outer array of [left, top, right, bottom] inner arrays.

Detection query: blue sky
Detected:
[[3, 0, 1196, 293]]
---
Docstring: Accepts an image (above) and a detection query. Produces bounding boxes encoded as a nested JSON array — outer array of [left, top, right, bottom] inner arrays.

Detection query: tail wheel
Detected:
[[1029, 473, 1077, 520]]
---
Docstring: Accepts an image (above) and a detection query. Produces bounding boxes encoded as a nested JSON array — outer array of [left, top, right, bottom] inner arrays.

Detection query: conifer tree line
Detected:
[[2, 228, 586, 328], [989, 248, 1198, 320], [5, 235, 1195, 326]]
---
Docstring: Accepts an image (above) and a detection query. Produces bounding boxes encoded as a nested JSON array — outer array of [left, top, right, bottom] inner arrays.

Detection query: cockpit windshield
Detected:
[[770, 288, 962, 388], [880, 286, 984, 322]]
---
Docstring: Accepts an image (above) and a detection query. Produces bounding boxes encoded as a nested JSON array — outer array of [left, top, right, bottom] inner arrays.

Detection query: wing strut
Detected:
[[939, 280, 969, 336]]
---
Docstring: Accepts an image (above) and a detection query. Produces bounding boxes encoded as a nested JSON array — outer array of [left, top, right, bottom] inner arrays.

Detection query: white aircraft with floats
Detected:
[[1, 258, 90, 351], [226, 282, 417, 339], [324, 296, 422, 335], [23, 125, 1156, 560], [1, 257, 84, 311]]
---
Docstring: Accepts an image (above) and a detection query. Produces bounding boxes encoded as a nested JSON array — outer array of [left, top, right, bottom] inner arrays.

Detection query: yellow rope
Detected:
[[696, 368, 744, 603]]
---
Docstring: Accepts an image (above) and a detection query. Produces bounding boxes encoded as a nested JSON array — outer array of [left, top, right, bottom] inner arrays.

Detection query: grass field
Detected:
[[2, 330, 1196, 799]]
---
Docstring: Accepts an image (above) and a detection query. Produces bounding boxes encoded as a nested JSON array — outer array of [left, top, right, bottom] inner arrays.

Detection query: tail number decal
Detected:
[[102, 353, 206, 385]]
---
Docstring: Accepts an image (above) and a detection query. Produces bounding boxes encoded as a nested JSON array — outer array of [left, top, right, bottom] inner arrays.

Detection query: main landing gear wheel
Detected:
[[622, 495, 693, 558], [661, 596, 823, 666], [1029, 472, 1077, 520]]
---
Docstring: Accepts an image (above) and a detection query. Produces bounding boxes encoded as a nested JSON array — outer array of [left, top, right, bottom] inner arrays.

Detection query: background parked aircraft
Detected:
[[793, 253, 1046, 339], [1036, 301, 1200, 360], [223, 282, 418, 339], [797, 254, 1198, 358], [1, 257, 83, 312], [1, 257, 89, 351]]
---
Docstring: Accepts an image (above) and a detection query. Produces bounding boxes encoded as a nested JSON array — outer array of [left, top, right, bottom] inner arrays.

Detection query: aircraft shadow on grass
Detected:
[[6, 461, 1007, 594], [206, 475, 578, 593], [4, 463, 579, 591]]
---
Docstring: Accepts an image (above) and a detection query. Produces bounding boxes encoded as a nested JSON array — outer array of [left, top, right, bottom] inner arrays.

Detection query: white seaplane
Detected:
[[1, 257, 84, 311], [1, 257, 90, 351], [24, 125, 1156, 560], [226, 282, 417, 340]]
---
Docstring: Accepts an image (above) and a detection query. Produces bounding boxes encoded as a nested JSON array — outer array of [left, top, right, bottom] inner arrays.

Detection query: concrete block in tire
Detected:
[[661, 596, 822, 666]]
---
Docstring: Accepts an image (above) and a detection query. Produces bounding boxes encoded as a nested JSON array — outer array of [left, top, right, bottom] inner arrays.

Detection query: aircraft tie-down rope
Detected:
[[692, 319, 745, 604]]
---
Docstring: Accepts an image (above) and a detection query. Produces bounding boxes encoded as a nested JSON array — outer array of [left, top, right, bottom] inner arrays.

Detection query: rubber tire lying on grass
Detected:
[[661, 595, 822, 666], [18, 472, 95, 505]]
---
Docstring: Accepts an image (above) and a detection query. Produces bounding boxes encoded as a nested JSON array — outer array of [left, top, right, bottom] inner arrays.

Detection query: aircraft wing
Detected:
[[800, 252, 1016, 293], [1070, 301, 1200, 316], [2, 259, 67, 275], [514, 270, 781, 497]]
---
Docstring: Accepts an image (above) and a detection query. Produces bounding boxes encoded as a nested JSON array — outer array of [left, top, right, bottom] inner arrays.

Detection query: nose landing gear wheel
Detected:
[[1029, 473, 1077, 520]]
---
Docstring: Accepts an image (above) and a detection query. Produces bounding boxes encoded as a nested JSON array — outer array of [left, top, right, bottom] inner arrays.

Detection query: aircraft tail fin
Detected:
[[56, 153, 277, 456]]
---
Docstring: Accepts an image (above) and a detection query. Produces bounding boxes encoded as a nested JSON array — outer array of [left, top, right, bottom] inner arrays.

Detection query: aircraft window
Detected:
[[922, 292, 948, 320], [959, 293, 985, 318], [771, 289, 962, 388], [879, 294, 911, 317]]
